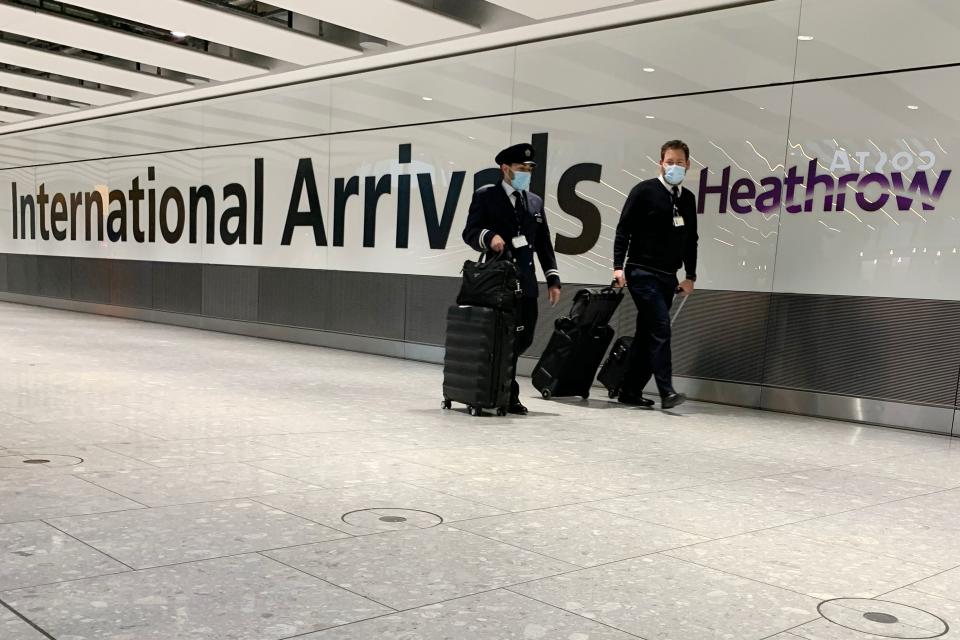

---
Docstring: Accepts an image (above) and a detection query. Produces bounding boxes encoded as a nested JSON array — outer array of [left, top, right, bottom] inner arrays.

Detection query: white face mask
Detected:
[[664, 164, 686, 185]]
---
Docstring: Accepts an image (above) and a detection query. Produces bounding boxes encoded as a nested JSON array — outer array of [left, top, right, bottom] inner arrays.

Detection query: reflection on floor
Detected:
[[1, 301, 959, 640]]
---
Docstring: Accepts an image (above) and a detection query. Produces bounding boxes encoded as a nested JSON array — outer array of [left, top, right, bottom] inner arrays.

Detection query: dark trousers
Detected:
[[511, 297, 539, 403], [624, 267, 677, 398]]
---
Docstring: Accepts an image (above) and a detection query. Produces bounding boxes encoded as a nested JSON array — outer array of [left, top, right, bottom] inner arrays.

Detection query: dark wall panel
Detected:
[[763, 294, 960, 407], [325, 271, 406, 339], [0, 254, 7, 292], [203, 264, 258, 321], [71, 258, 111, 303], [110, 260, 153, 309], [259, 267, 329, 329], [6, 254, 38, 295], [405, 275, 460, 345], [152, 262, 202, 314], [37, 256, 71, 299], [617, 290, 771, 384]]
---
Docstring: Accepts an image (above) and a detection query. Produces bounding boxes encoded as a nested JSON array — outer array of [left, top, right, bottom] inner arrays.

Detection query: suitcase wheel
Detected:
[[608, 389, 619, 399], [581, 392, 590, 401], [441, 398, 452, 410], [541, 388, 552, 400], [468, 405, 483, 417], [496, 407, 507, 417]]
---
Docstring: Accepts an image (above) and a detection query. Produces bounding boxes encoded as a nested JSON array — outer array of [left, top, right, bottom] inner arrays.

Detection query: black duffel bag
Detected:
[[456, 252, 521, 311]]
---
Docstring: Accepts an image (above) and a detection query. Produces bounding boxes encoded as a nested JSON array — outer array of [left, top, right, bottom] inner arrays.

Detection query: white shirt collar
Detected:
[[658, 175, 676, 192], [502, 179, 518, 199]]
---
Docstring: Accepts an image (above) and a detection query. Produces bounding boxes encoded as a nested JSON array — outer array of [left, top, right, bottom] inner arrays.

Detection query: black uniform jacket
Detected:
[[462, 184, 561, 298]]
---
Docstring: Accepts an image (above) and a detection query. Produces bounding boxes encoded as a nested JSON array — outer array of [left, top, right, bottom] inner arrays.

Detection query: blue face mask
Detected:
[[510, 170, 532, 192], [664, 164, 686, 185]]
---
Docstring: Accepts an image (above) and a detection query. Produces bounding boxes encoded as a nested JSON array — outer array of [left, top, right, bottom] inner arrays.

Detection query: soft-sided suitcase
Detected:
[[566, 284, 623, 330], [597, 336, 633, 398], [531, 324, 615, 400], [441, 305, 516, 417], [597, 293, 690, 398]]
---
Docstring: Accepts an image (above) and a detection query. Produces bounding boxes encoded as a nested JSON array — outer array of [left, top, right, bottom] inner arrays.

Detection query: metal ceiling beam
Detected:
[[0, 91, 75, 114], [0, 68, 126, 105], [483, 0, 635, 20], [0, 2, 265, 81], [63, 0, 360, 67], [0, 40, 190, 94], [266, 0, 479, 46]]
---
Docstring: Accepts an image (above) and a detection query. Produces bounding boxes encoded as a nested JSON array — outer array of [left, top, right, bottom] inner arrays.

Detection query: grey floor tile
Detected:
[[778, 510, 960, 569], [858, 488, 960, 531], [771, 468, 944, 501], [255, 482, 504, 535], [264, 526, 576, 610], [48, 499, 347, 569], [249, 432, 414, 456], [841, 452, 960, 489], [0, 521, 129, 591], [0, 421, 161, 448], [911, 566, 960, 603], [665, 529, 939, 599], [0, 606, 49, 640], [0, 474, 144, 523], [248, 453, 455, 488], [510, 554, 821, 640], [382, 445, 558, 474], [1, 554, 391, 640], [298, 589, 638, 639], [98, 438, 298, 467], [79, 463, 320, 506], [452, 504, 706, 567], [635, 450, 819, 482], [690, 476, 881, 517], [531, 459, 710, 495], [410, 471, 622, 512], [586, 489, 811, 537], [486, 438, 686, 466]]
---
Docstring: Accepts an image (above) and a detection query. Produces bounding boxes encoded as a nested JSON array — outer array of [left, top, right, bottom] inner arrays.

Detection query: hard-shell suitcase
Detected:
[[531, 324, 615, 400], [441, 305, 516, 417], [597, 293, 689, 398]]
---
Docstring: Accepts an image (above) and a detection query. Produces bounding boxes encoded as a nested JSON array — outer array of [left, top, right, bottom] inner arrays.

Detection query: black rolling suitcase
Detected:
[[441, 305, 516, 417], [598, 294, 689, 398], [597, 336, 633, 398], [531, 284, 623, 400]]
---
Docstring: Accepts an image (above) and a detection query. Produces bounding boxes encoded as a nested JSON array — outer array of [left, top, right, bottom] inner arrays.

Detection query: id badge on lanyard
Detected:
[[672, 203, 685, 227]]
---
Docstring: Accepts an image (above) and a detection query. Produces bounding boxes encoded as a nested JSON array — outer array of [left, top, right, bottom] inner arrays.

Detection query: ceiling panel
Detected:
[[267, 0, 479, 46], [483, 0, 635, 20], [0, 68, 126, 105], [0, 110, 34, 123], [64, 0, 360, 66], [0, 91, 76, 114], [0, 40, 189, 94], [0, 2, 265, 81]]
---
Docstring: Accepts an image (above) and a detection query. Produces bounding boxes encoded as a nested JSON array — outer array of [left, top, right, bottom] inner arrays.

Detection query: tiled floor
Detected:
[[1, 301, 960, 640]]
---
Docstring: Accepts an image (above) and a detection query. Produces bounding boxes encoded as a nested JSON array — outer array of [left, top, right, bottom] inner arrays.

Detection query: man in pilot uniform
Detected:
[[462, 143, 562, 415]]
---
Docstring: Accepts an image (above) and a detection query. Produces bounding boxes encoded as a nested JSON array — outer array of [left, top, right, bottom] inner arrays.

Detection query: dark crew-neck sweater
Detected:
[[613, 178, 699, 280]]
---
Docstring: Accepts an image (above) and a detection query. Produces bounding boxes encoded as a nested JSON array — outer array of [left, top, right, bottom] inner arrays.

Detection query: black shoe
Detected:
[[661, 392, 687, 410], [507, 402, 529, 415], [618, 392, 655, 407]]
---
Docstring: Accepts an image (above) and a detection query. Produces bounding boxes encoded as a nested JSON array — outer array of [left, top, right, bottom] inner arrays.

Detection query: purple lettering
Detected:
[[756, 177, 783, 214], [784, 166, 804, 213], [730, 178, 756, 214], [698, 166, 730, 214], [890, 170, 952, 211], [803, 158, 835, 212], [855, 173, 890, 212]]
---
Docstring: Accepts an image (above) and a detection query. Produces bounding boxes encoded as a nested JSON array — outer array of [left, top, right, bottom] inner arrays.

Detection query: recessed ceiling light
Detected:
[[642, 67, 655, 73], [422, 96, 433, 101], [171, 31, 187, 38], [759, 106, 766, 110], [645, 115, 655, 119], [907, 105, 920, 110], [359, 41, 386, 51], [797, 35, 814, 41]]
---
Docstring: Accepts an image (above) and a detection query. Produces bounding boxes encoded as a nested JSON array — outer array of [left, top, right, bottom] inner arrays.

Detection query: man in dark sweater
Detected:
[[613, 140, 699, 410]]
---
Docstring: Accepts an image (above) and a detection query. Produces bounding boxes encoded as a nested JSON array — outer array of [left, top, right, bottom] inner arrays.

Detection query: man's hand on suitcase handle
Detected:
[[676, 279, 695, 297], [490, 234, 506, 253], [613, 269, 626, 288]]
